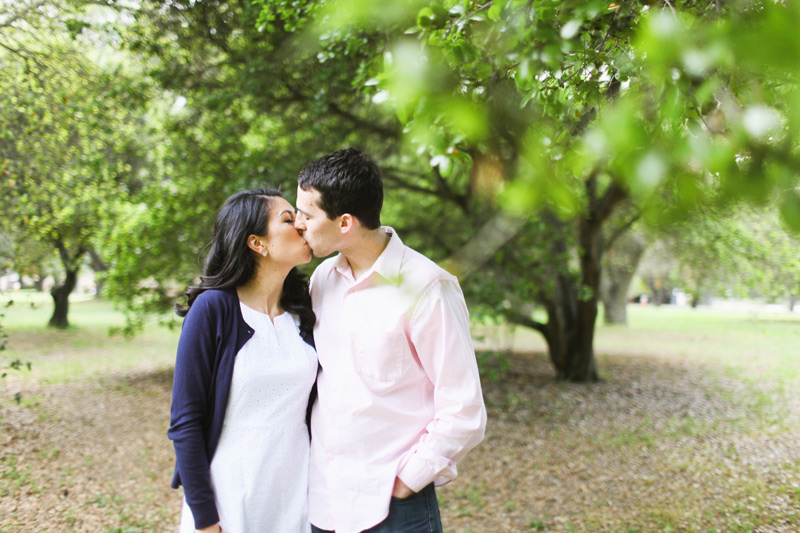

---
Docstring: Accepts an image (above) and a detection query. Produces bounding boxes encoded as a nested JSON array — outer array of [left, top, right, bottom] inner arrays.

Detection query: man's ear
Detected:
[[339, 214, 356, 234]]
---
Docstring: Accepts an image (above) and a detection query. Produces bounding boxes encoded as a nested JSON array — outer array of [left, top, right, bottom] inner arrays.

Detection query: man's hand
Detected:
[[391, 477, 415, 499], [197, 524, 221, 533]]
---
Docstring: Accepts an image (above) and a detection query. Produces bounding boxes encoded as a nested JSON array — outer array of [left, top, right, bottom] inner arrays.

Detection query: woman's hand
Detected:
[[196, 524, 221, 533]]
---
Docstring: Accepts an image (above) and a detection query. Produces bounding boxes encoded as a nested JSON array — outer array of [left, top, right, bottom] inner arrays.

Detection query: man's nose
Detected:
[[294, 214, 306, 230]]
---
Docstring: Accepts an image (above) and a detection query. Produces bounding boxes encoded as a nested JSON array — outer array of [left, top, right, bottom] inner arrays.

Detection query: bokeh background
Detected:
[[2, 0, 799, 531]]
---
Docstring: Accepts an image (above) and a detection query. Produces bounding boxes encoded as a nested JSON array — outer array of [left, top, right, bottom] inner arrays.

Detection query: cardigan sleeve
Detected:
[[167, 295, 221, 529]]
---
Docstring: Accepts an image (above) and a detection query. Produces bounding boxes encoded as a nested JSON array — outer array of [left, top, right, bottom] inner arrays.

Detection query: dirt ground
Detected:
[[1, 351, 799, 532]]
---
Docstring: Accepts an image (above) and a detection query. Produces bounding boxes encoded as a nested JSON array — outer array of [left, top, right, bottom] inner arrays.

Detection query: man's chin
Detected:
[[310, 247, 335, 259]]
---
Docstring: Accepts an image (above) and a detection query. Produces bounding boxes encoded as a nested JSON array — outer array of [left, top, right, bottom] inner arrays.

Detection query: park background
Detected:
[[2, 0, 800, 531]]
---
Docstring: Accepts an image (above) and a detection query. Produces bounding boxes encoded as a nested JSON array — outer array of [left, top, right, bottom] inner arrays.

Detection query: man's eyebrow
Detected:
[[295, 206, 311, 216]]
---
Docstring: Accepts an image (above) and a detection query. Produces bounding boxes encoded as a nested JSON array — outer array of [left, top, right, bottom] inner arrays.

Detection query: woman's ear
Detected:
[[246, 234, 267, 256]]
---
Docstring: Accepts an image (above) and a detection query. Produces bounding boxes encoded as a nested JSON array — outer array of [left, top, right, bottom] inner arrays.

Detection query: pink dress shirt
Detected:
[[308, 228, 487, 533]]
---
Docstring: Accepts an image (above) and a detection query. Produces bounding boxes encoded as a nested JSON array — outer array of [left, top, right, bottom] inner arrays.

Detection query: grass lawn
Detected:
[[1, 290, 180, 383], [1, 292, 799, 531]]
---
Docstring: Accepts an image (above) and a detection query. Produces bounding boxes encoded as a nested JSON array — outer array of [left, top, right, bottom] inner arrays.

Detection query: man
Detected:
[[294, 147, 487, 533]]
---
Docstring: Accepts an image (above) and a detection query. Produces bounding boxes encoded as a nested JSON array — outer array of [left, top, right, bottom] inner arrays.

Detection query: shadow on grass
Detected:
[[105, 367, 175, 391]]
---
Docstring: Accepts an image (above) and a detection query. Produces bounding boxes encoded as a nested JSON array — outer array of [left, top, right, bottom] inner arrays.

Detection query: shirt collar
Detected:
[[371, 227, 403, 283], [331, 252, 349, 278], [331, 227, 404, 285]]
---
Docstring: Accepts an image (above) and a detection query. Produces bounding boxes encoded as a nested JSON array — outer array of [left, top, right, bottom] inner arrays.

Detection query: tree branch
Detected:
[[432, 165, 471, 214], [442, 211, 527, 280], [283, 82, 399, 140], [381, 169, 439, 196], [595, 179, 627, 226], [505, 307, 548, 337], [663, 0, 679, 21], [326, 99, 399, 140], [88, 248, 107, 272], [605, 212, 641, 252]]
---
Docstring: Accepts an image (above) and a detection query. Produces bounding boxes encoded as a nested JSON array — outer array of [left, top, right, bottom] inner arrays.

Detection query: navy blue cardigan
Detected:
[[167, 288, 315, 529]]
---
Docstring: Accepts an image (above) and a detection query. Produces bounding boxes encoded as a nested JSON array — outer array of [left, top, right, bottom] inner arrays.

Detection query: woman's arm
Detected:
[[168, 295, 222, 530]]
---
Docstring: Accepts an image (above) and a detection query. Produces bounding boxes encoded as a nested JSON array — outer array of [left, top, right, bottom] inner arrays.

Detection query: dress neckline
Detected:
[[239, 301, 287, 323]]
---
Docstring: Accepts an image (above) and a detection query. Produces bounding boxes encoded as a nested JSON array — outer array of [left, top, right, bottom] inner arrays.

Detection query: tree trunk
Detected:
[[540, 271, 599, 381], [497, 180, 625, 383], [506, 259, 594, 382], [603, 284, 629, 324], [88, 248, 107, 299], [542, 273, 579, 380], [49, 268, 77, 328], [539, 226, 602, 381], [690, 292, 701, 308], [648, 281, 667, 305], [571, 214, 602, 383], [48, 238, 86, 329], [553, 178, 625, 382], [601, 232, 647, 325]]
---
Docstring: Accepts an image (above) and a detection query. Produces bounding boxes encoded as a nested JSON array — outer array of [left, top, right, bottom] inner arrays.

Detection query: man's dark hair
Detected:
[[298, 147, 383, 230]]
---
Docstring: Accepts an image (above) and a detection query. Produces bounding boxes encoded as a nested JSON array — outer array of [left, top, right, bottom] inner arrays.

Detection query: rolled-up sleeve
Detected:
[[397, 279, 487, 492]]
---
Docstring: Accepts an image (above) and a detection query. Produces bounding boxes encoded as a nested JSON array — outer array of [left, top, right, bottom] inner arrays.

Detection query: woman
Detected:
[[168, 188, 317, 533]]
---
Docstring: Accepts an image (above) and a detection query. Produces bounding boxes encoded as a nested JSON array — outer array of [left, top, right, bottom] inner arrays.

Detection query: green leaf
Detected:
[[417, 6, 435, 28], [779, 189, 800, 234]]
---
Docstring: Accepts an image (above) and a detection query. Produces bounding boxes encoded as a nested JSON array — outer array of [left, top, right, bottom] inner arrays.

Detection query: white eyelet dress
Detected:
[[179, 304, 317, 533]]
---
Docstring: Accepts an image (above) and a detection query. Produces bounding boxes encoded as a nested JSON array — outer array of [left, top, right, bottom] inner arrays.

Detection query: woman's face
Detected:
[[262, 197, 312, 267]]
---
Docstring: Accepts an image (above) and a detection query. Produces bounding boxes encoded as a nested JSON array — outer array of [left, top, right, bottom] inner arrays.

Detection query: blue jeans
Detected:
[[311, 483, 443, 533]]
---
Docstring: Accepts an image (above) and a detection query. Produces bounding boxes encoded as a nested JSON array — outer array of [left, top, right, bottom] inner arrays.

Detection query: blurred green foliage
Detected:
[[649, 206, 800, 306], [3, 0, 798, 379], [292, 0, 800, 229], [249, 0, 799, 379]]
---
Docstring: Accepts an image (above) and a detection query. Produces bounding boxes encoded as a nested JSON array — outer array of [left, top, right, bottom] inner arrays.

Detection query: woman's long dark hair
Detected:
[[175, 188, 316, 335]]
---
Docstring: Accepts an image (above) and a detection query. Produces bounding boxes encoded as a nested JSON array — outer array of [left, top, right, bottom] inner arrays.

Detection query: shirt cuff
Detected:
[[397, 449, 457, 493]]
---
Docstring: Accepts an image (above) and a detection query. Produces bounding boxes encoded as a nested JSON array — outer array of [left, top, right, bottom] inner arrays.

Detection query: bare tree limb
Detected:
[[283, 82, 399, 140], [505, 306, 548, 337], [442, 211, 527, 279], [595, 179, 627, 226], [605, 212, 641, 252], [381, 169, 439, 196]]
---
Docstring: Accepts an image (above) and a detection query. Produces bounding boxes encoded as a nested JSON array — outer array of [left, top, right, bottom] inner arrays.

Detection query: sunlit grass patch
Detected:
[[1, 293, 179, 384]]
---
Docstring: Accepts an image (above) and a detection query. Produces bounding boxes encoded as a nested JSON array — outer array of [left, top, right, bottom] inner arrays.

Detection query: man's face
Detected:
[[295, 186, 342, 258]]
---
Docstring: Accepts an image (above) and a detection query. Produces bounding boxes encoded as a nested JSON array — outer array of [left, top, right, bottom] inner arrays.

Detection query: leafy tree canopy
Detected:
[[0, 0, 155, 327], [105, 0, 800, 380]]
